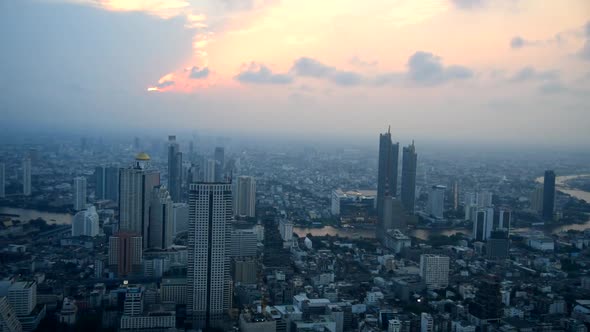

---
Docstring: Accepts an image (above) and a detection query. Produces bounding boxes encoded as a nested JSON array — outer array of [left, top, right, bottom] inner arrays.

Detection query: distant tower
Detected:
[[95, 165, 120, 201], [472, 207, 494, 241], [73, 176, 87, 211], [204, 159, 217, 183], [427, 185, 446, 219], [119, 153, 160, 248], [168, 135, 183, 202], [400, 141, 417, 214], [376, 127, 399, 239], [22, 157, 31, 196], [108, 233, 143, 276], [0, 163, 5, 198], [235, 176, 256, 218], [148, 186, 175, 249], [542, 170, 555, 221], [187, 183, 232, 329], [72, 206, 99, 237], [214, 147, 225, 182]]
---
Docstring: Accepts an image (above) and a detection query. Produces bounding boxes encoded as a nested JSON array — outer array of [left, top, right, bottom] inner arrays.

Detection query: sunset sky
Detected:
[[1, 0, 589, 145]]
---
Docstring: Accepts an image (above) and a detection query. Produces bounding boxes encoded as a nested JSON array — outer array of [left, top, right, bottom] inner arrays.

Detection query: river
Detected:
[[0, 207, 73, 225], [295, 174, 590, 241]]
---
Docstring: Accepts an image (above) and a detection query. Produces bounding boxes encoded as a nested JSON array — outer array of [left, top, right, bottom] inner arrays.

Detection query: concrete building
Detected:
[[120, 311, 175, 330], [401, 141, 417, 214], [57, 298, 77, 325], [203, 159, 217, 183], [235, 176, 256, 218], [233, 258, 257, 284], [71, 205, 99, 237], [382, 196, 408, 232], [476, 192, 493, 208], [230, 227, 258, 258], [331, 189, 376, 222], [148, 186, 174, 249], [22, 157, 31, 196], [187, 183, 232, 329], [7, 282, 36, 317], [384, 229, 411, 254], [73, 176, 87, 211], [542, 170, 556, 221], [427, 185, 446, 219], [239, 311, 276, 332], [161, 278, 187, 305], [420, 254, 450, 290], [0, 296, 22, 332], [279, 219, 293, 243], [172, 203, 189, 235], [421, 313, 433, 332], [119, 153, 160, 248], [108, 233, 143, 276]]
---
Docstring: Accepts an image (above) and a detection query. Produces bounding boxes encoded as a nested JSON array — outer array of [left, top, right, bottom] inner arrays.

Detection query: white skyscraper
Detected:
[[427, 185, 445, 219], [0, 163, 5, 198], [7, 281, 36, 316], [420, 254, 450, 290], [148, 186, 175, 249], [22, 157, 31, 196], [187, 183, 232, 329], [234, 176, 256, 218], [73, 176, 87, 211], [72, 205, 99, 237], [119, 153, 160, 248]]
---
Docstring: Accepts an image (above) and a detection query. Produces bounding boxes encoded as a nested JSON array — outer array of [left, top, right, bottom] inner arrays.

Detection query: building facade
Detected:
[[401, 142, 417, 214]]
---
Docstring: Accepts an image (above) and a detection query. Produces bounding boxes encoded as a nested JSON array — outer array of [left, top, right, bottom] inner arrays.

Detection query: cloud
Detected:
[[235, 63, 293, 84], [537, 81, 567, 94], [156, 80, 175, 88], [406, 51, 473, 85], [188, 66, 210, 79], [510, 36, 526, 49], [350, 56, 378, 67], [509, 66, 559, 82], [579, 21, 590, 61], [291, 57, 364, 86], [451, 0, 486, 9]]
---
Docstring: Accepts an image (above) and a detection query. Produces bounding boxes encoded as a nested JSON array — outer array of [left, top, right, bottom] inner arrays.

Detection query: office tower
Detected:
[[7, 281, 36, 317], [214, 147, 225, 181], [427, 185, 446, 219], [167, 135, 183, 202], [420, 313, 433, 332], [496, 208, 511, 233], [486, 230, 509, 259], [419, 254, 449, 290], [0, 296, 22, 332], [0, 163, 5, 198], [108, 233, 143, 276], [542, 170, 556, 221], [451, 181, 459, 211], [172, 203, 189, 235], [477, 191, 493, 208], [148, 186, 174, 249], [235, 176, 256, 218], [472, 207, 494, 241], [530, 186, 544, 214], [204, 159, 216, 182], [123, 286, 143, 316], [377, 127, 399, 239], [401, 141, 417, 214], [229, 227, 258, 258], [187, 183, 232, 329], [73, 176, 87, 211], [233, 258, 257, 284], [469, 276, 503, 323], [382, 197, 407, 231], [463, 192, 477, 220], [119, 153, 160, 248], [72, 205, 99, 237], [22, 157, 31, 196], [95, 165, 120, 201]]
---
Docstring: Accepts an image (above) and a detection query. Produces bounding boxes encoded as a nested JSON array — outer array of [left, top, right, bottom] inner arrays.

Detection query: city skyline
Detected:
[[1, 1, 589, 145]]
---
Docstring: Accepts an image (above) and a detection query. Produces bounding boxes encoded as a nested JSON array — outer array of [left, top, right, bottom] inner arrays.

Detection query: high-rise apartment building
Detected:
[[72, 205, 99, 237], [148, 186, 174, 249], [22, 157, 31, 196], [477, 191, 493, 208], [108, 233, 143, 276], [377, 127, 399, 239], [427, 185, 446, 219], [173, 203, 189, 235], [204, 159, 217, 183], [0, 296, 22, 332], [542, 170, 556, 221], [95, 165, 119, 201], [420, 313, 433, 332], [7, 281, 36, 317], [234, 176, 256, 218], [214, 147, 225, 182], [73, 176, 87, 211], [0, 163, 5, 198], [472, 207, 494, 241], [401, 141, 417, 214], [187, 183, 232, 329], [119, 153, 160, 248], [419, 254, 449, 290], [168, 136, 183, 202]]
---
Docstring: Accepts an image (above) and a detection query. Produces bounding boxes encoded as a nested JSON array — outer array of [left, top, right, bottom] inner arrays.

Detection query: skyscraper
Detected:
[[235, 176, 256, 218], [148, 186, 174, 249], [214, 147, 225, 182], [542, 170, 556, 221], [168, 135, 183, 202], [377, 127, 399, 238], [472, 207, 494, 241], [119, 153, 160, 248], [108, 233, 143, 276], [400, 141, 417, 214], [72, 205, 99, 237], [95, 165, 120, 201], [427, 185, 446, 219], [187, 183, 232, 329], [0, 163, 5, 198], [204, 159, 217, 183], [22, 157, 31, 196], [73, 176, 87, 211], [419, 254, 449, 290]]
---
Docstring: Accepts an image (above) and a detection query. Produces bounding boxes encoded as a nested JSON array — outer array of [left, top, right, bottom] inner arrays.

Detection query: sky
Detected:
[[0, 0, 589, 146]]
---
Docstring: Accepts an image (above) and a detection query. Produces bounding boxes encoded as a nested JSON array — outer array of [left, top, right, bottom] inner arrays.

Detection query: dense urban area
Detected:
[[1, 133, 590, 332]]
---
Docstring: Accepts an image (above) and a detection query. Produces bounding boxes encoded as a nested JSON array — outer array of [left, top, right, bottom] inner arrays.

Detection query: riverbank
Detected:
[[0, 207, 73, 225]]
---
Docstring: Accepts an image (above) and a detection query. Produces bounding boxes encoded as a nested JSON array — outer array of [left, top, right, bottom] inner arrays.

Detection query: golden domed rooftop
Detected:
[[135, 152, 151, 161]]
